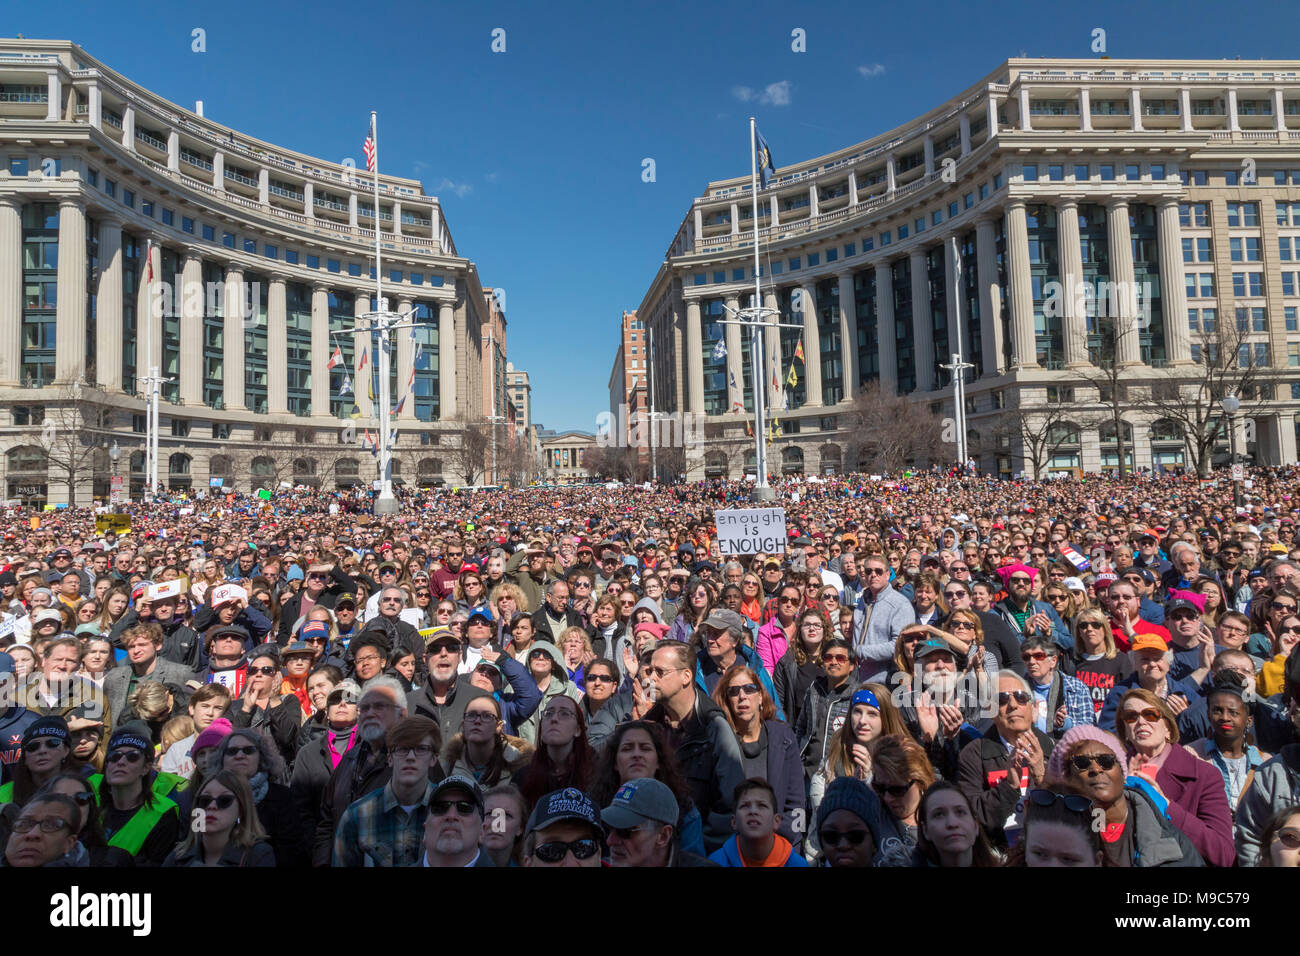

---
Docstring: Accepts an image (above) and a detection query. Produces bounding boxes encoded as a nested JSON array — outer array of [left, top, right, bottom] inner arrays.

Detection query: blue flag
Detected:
[[712, 340, 726, 361], [754, 127, 775, 188]]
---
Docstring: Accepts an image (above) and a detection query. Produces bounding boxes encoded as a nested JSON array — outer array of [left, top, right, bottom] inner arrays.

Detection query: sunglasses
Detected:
[[1272, 602, 1297, 612], [24, 737, 67, 752], [1121, 708, 1163, 724], [1027, 789, 1093, 814], [1021, 651, 1050, 663], [1274, 828, 1300, 851], [726, 683, 760, 698], [942, 591, 964, 600], [1070, 753, 1118, 772], [532, 838, 600, 863], [430, 799, 477, 817], [225, 745, 259, 757], [106, 750, 144, 764], [871, 780, 914, 798], [818, 827, 869, 848], [778, 596, 801, 605], [247, 665, 278, 677], [195, 792, 237, 810], [586, 673, 617, 684], [998, 690, 1032, 708], [822, 652, 850, 664]]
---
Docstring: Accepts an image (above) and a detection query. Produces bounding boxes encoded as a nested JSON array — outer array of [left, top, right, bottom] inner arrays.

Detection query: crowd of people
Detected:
[[1, 465, 1298, 868]]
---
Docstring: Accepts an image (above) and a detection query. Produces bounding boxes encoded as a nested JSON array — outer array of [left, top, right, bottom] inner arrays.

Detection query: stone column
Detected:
[[55, 198, 87, 383], [1079, 88, 1092, 131], [685, 296, 704, 415], [730, 202, 739, 235], [223, 266, 246, 410], [393, 202, 403, 237], [924, 135, 935, 176], [847, 174, 858, 206], [762, 290, 781, 407], [1005, 201, 1040, 369], [886, 155, 897, 193], [311, 284, 330, 417], [910, 250, 934, 391], [769, 195, 780, 228], [179, 250, 204, 403], [1106, 200, 1142, 366], [1157, 198, 1193, 364], [1227, 88, 1240, 131], [0, 197, 24, 386], [348, 194, 358, 229], [875, 262, 898, 394], [1057, 199, 1089, 368], [1274, 89, 1286, 132], [1180, 88, 1193, 131], [808, 185, 819, 219], [1130, 89, 1143, 132], [87, 82, 101, 130], [303, 181, 314, 219], [439, 299, 456, 420], [396, 296, 414, 420], [975, 217, 1004, 376], [353, 294, 372, 421], [267, 275, 288, 413], [95, 216, 123, 391], [258, 169, 269, 205], [122, 106, 135, 149], [986, 92, 999, 138], [837, 272, 858, 400], [799, 284, 823, 406], [213, 151, 224, 190], [136, 237, 164, 385], [723, 294, 743, 411], [46, 72, 60, 121], [960, 112, 971, 154], [1018, 85, 1032, 131]]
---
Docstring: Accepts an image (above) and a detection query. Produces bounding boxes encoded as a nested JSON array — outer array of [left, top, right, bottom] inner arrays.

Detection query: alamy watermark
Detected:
[[595, 404, 707, 450]]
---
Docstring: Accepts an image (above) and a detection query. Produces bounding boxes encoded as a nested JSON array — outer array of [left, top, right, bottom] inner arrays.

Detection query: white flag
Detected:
[[712, 340, 726, 361], [340, 375, 353, 396]]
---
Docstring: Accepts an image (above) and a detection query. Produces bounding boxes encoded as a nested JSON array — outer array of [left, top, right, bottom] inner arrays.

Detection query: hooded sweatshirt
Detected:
[[708, 832, 808, 867], [614, 598, 664, 682]]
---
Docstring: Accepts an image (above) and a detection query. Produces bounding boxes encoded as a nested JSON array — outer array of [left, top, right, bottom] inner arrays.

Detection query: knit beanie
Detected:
[[815, 776, 881, 839], [23, 714, 70, 749], [1045, 724, 1128, 782], [191, 717, 234, 755]]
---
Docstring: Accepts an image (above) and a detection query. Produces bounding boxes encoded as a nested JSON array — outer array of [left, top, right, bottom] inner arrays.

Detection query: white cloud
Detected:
[[731, 81, 792, 107], [858, 63, 886, 78], [436, 177, 473, 199]]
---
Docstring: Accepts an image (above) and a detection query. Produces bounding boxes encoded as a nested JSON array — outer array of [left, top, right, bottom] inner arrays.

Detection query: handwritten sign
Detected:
[[715, 507, 787, 555], [94, 514, 132, 535]]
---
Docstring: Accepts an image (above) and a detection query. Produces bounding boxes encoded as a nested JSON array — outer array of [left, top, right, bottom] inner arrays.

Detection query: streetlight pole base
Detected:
[[374, 495, 400, 515], [752, 485, 777, 502]]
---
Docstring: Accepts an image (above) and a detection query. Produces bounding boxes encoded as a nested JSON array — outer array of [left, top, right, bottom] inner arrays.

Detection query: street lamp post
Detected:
[[1221, 394, 1242, 509], [108, 440, 121, 507]]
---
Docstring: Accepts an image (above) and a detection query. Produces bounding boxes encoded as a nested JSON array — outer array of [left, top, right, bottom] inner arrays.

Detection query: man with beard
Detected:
[[333, 716, 443, 867], [312, 676, 409, 866], [416, 775, 495, 867], [409, 628, 493, 743]]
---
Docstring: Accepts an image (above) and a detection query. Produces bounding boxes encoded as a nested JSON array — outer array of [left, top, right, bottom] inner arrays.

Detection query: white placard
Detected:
[[715, 507, 787, 555]]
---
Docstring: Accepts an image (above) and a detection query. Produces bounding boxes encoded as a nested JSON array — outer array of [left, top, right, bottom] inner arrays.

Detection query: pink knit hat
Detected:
[[190, 717, 233, 756], [1046, 724, 1128, 783]]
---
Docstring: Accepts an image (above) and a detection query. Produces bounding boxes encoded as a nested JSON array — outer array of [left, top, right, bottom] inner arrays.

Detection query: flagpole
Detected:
[[370, 110, 396, 512], [749, 116, 769, 493]]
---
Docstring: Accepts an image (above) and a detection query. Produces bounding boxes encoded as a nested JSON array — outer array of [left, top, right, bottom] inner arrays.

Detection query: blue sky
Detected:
[[13, 0, 1300, 430]]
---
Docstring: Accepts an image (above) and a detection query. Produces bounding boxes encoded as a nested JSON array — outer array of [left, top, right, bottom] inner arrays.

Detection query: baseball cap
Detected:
[[421, 626, 461, 650], [206, 624, 250, 647], [527, 787, 601, 835], [1063, 577, 1086, 593], [430, 775, 485, 814], [1130, 632, 1169, 654], [466, 608, 494, 626], [334, 592, 358, 608], [33, 608, 63, 627], [702, 608, 746, 633], [600, 777, 678, 829], [325, 679, 362, 707], [23, 715, 69, 749], [1165, 599, 1201, 618], [107, 722, 153, 755], [1123, 567, 1155, 585], [914, 637, 957, 661]]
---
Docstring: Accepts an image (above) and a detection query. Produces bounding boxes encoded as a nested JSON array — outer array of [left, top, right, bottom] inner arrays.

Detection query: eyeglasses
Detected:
[[532, 838, 600, 863], [818, 827, 869, 848], [24, 738, 66, 752], [1272, 602, 1298, 612], [1274, 828, 1300, 851], [415, 591, 431, 598], [871, 780, 915, 798], [12, 817, 73, 834], [1281, 626, 1300, 636], [225, 745, 259, 757], [998, 690, 1032, 708], [1121, 708, 1163, 724], [106, 750, 144, 765], [822, 652, 850, 664], [431, 799, 477, 817], [195, 792, 237, 810], [1070, 753, 1118, 772], [1021, 651, 1050, 663], [1078, 621, 1105, 631], [586, 673, 617, 685], [307, 573, 329, 580], [1009, 577, 1032, 585], [247, 665, 278, 676], [463, 711, 498, 723], [942, 591, 965, 601], [574, 581, 592, 589], [392, 745, 434, 759], [647, 665, 687, 678], [726, 683, 761, 698], [1027, 789, 1094, 814]]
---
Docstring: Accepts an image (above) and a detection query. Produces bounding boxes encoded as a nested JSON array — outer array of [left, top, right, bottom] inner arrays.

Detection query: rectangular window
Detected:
[[824, 249, 837, 263], [1125, 164, 1141, 180], [348, 263, 362, 277], [389, 269, 402, 283], [1048, 164, 1064, 182], [807, 252, 820, 266], [1099, 164, 1114, 181], [979, 183, 989, 199], [1284, 273, 1296, 297], [1287, 306, 1298, 331], [932, 211, 943, 226], [327, 259, 340, 273], [182, 217, 194, 234], [1151, 164, 1165, 180], [123, 189, 135, 208], [244, 238, 256, 254], [949, 202, 959, 218], [1281, 236, 1295, 261], [222, 232, 235, 249], [862, 237, 873, 252], [285, 250, 299, 265], [104, 179, 116, 197], [1202, 308, 1217, 332], [1227, 202, 1259, 227], [993, 173, 1003, 189], [141, 201, 153, 217], [264, 244, 277, 259], [87, 168, 98, 187], [1290, 342, 1300, 367], [161, 208, 173, 226], [881, 231, 891, 246], [202, 224, 214, 241], [844, 242, 856, 257], [732, 268, 745, 281], [1224, 170, 1239, 186], [898, 224, 909, 239], [964, 193, 974, 209], [712, 271, 725, 284], [307, 255, 320, 270], [1022, 164, 1038, 182]]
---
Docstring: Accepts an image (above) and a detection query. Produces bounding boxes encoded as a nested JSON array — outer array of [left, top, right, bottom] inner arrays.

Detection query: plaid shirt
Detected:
[[332, 779, 434, 868]]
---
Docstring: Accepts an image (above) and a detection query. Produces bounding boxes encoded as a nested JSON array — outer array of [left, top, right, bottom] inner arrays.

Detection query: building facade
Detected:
[[481, 288, 509, 482], [606, 310, 648, 452], [0, 39, 488, 505], [636, 58, 1300, 478], [539, 430, 596, 482]]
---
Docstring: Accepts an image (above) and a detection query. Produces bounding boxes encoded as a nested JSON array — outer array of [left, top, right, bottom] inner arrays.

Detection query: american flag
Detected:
[[362, 119, 377, 173]]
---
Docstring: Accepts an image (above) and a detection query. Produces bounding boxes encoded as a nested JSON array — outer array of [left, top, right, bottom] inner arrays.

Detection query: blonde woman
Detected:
[[1070, 608, 1133, 719], [162, 770, 274, 866]]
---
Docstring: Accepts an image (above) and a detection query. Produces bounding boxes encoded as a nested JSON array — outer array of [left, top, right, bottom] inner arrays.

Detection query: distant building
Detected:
[[539, 430, 596, 483]]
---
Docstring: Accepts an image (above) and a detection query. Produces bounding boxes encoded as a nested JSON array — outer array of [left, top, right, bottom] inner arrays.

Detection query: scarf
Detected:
[[248, 770, 269, 805], [328, 726, 357, 770]]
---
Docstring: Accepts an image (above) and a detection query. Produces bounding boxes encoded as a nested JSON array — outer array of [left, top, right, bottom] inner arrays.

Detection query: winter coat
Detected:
[[515, 647, 584, 747], [954, 727, 1055, 849], [102, 658, 195, 731], [490, 653, 544, 737], [851, 586, 917, 680], [277, 567, 358, 645], [439, 733, 533, 787], [225, 694, 303, 771], [586, 689, 634, 752], [1115, 781, 1205, 867], [794, 675, 858, 778], [530, 605, 585, 645], [755, 616, 795, 678], [694, 643, 784, 722], [290, 724, 356, 841], [1146, 740, 1235, 867], [409, 675, 494, 746], [256, 780, 308, 867], [1234, 743, 1300, 866], [163, 840, 276, 867], [0, 707, 38, 786], [992, 597, 1072, 651]]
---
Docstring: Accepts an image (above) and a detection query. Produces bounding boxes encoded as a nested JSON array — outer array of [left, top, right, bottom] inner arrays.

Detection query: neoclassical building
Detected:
[[636, 58, 1300, 478], [0, 39, 488, 504]]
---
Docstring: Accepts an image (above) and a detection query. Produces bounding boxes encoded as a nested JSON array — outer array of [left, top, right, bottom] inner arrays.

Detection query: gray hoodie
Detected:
[[1235, 743, 1300, 866], [614, 598, 665, 682]]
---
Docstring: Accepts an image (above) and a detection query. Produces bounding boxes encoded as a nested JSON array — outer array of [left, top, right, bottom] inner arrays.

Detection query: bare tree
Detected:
[[841, 382, 946, 474], [449, 422, 491, 485], [991, 398, 1089, 480], [1139, 321, 1271, 477], [1066, 315, 1146, 477], [37, 387, 113, 505]]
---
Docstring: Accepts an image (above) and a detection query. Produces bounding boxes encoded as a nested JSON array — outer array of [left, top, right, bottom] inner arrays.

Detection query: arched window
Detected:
[[209, 455, 234, 478], [417, 458, 443, 488], [818, 443, 841, 476], [167, 453, 192, 490], [704, 451, 728, 479], [781, 446, 805, 475], [336, 457, 360, 488]]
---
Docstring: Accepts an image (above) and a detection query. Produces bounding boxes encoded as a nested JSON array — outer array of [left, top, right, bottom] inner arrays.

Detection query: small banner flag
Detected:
[[327, 346, 343, 370], [787, 366, 797, 388], [358, 348, 369, 372], [794, 339, 805, 364], [712, 340, 726, 361], [339, 375, 353, 396]]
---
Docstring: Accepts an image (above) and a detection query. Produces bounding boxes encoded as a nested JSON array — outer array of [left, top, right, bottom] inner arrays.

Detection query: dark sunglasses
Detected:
[[871, 780, 915, 798], [586, 674, 617, 684], [1070, 753, 1118, 772], [247, 665, 278, 676], [24, 738, 67, 752], [726, 683, 760, 698], [106, 750, 144, 764], [1121, 708, 1162, 724], [822, 652, 850, 664], [819, 827, 869, 848], [195, 792, 237, 810], [998, 690, 1032, 708], [1027, 789, 1093, 814], [225, 745, 259, 757], [532, 838, 600, 863], [431, 799, 477, 817]]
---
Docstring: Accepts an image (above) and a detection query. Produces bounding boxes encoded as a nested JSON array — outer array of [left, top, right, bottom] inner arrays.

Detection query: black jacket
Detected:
[[226, 695, 303, 770], [642, 692, 747, 854], [256, 781, 308, 867], [277, 566, 358, 645], [409, 675, 494, 746], [312, 739, 389, 867], [531, 605, 585, 645], [954, 727, 1055, 849], [290, 723, 355, 842]]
